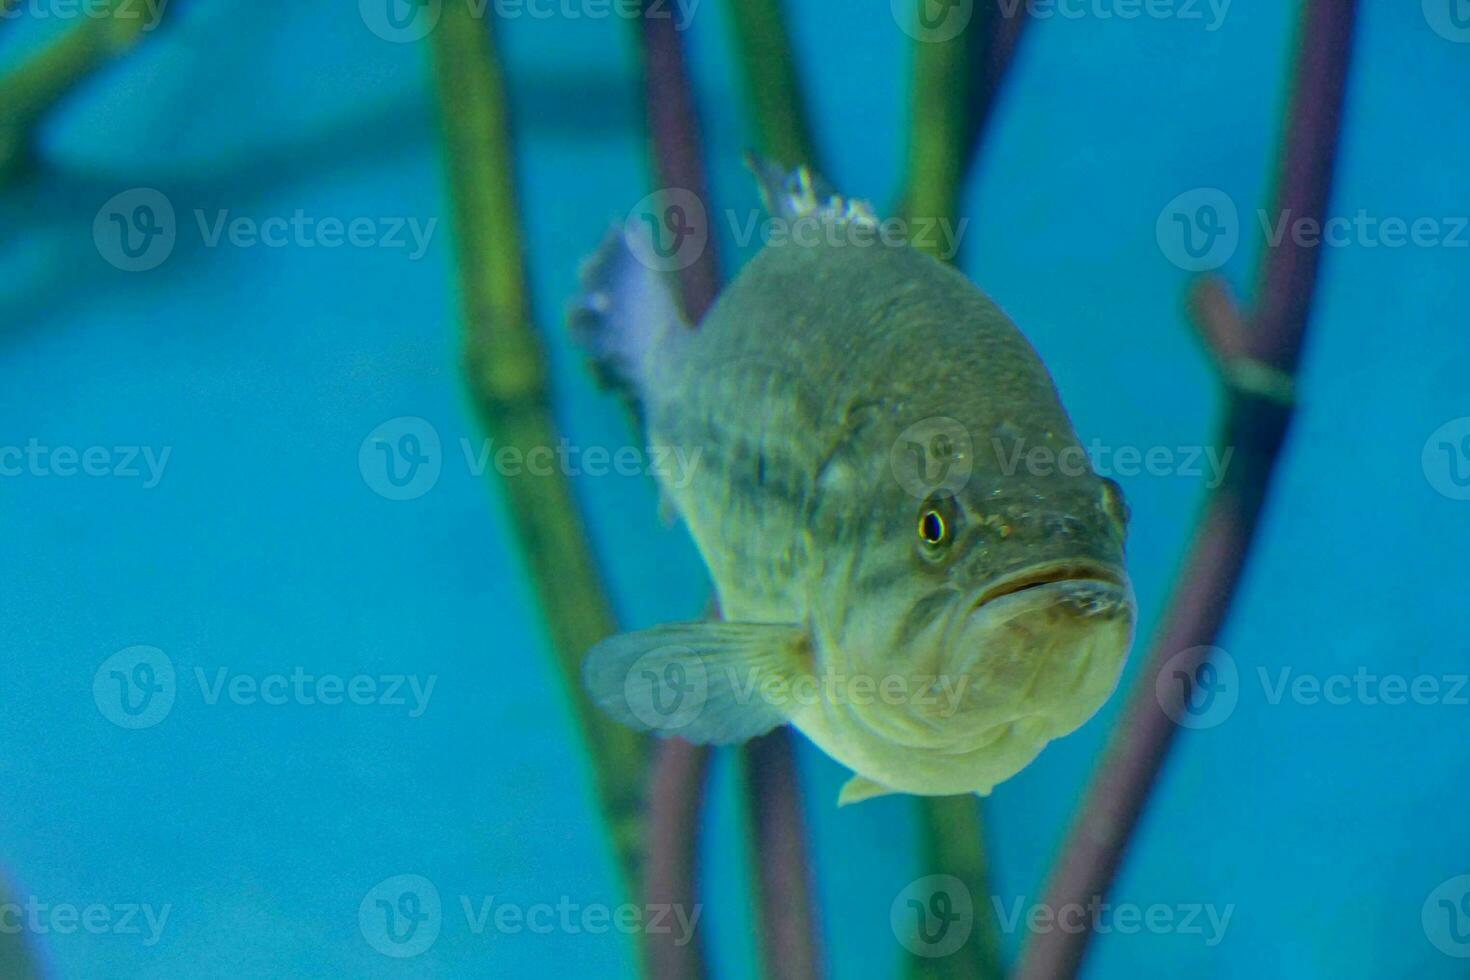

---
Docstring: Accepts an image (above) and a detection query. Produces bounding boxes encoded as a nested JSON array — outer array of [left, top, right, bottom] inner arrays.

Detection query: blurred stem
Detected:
[[644, 739, 711, 980], [901, 20, 975, 232], [909, 797, 1003, 980], [742, 731, 822, 980], [725, 0, 815, 170], [1015, 2, 1360, 977], [428, 1, 647, 900], [0, 882, 40, 980], [0, 0, 163, 178], [715, 6, 829, 977], [900, 0, 1032, 261], [629, 7, 726, 979], [900, 4, 1033, 979]]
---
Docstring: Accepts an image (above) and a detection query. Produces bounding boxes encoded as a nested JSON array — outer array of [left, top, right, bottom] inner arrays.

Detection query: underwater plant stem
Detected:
[[629, 7, 727, 979], [636, 8, 826, 979], [428, 1, 647, 899], [901, 6, 1031, 978], [636, 3, 721, 321], [0, 0, 162, 177], [645, 739, 711, 980], [725, 0, 816, 170], [744, 731, 823, 980], [900, 0, 1032, 242], [0, 882, 40, 980], [1017, 3, 1359, 977], [688, 5, 830, 975], [909, 796, 1004, 980]]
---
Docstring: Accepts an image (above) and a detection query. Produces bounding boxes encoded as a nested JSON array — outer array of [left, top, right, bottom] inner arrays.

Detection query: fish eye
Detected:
[[916, 494, 959, 558]]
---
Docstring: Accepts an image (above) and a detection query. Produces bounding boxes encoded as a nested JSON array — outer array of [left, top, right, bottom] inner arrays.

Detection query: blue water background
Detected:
[[1, 1, 1467, 976]]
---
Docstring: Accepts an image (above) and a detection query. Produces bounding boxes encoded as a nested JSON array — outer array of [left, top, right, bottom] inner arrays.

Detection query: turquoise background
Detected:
[[2, 1, 1468, 976]]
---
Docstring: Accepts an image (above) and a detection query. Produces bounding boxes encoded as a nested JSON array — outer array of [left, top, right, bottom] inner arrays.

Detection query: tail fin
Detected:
[[568, 226, 689, 411]]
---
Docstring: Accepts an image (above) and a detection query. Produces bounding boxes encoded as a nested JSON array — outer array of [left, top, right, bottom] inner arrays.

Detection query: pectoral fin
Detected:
[[582, 620, 808, 744], [838, 775, 897, 807]]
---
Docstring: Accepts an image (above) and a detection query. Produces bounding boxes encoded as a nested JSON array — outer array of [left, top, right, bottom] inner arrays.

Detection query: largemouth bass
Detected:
[[573, 161, 1134, 803]]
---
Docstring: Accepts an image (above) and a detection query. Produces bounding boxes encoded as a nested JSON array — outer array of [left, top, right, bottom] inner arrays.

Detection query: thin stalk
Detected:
[[0, 0, 163, 177], [630, 5, 725, 977], [900, 3, 1034, 977], [644, 739, 711, 980], [0, 882, 40, 980], [629, 3, 881, 974], [900, 0, 1032, 252], [720, 4, 828, 976], [742, 730, 822, 980], [909, 797, 1004, 980], [1016, 2, 1360, 976], [428, 1, 648, 900], [725, 0, 815, 169]]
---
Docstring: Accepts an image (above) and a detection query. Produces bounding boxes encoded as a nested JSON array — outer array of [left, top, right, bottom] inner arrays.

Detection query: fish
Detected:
[[570, 159, 1135, 804]]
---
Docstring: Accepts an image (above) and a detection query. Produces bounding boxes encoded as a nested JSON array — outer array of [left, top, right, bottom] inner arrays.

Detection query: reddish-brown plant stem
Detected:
[[744, 730, 823, 980], [634, 7, 824, 978], [1015, 2, 1359, 977], [643, 739, 712, 980]]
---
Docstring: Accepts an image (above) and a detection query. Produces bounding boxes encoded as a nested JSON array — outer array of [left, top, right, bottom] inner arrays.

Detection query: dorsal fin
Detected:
[[743, 152, 880, 227]]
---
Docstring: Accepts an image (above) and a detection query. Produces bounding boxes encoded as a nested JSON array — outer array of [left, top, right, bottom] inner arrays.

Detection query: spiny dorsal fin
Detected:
[[743, 152, 880, 227]]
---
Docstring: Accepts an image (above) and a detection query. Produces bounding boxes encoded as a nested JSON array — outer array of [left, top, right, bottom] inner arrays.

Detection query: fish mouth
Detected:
[[972, 560, 1128, 609]]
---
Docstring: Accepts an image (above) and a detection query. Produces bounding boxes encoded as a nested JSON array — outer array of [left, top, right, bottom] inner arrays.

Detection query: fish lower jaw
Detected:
[[793, 709, 1054, 799]]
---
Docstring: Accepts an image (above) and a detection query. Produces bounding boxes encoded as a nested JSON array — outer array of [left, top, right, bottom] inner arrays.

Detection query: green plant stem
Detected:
[[428, 2, 647, 900], [720, 6, 827, 976], [900, 3, 1035, 977], [901, 23, 976, 232], [900, 0, 1031, 259], [909, 797, 1004, 980], [0, 882, 40, 980], [0, 0, 161, 177], [725, 0, 815, 170]]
